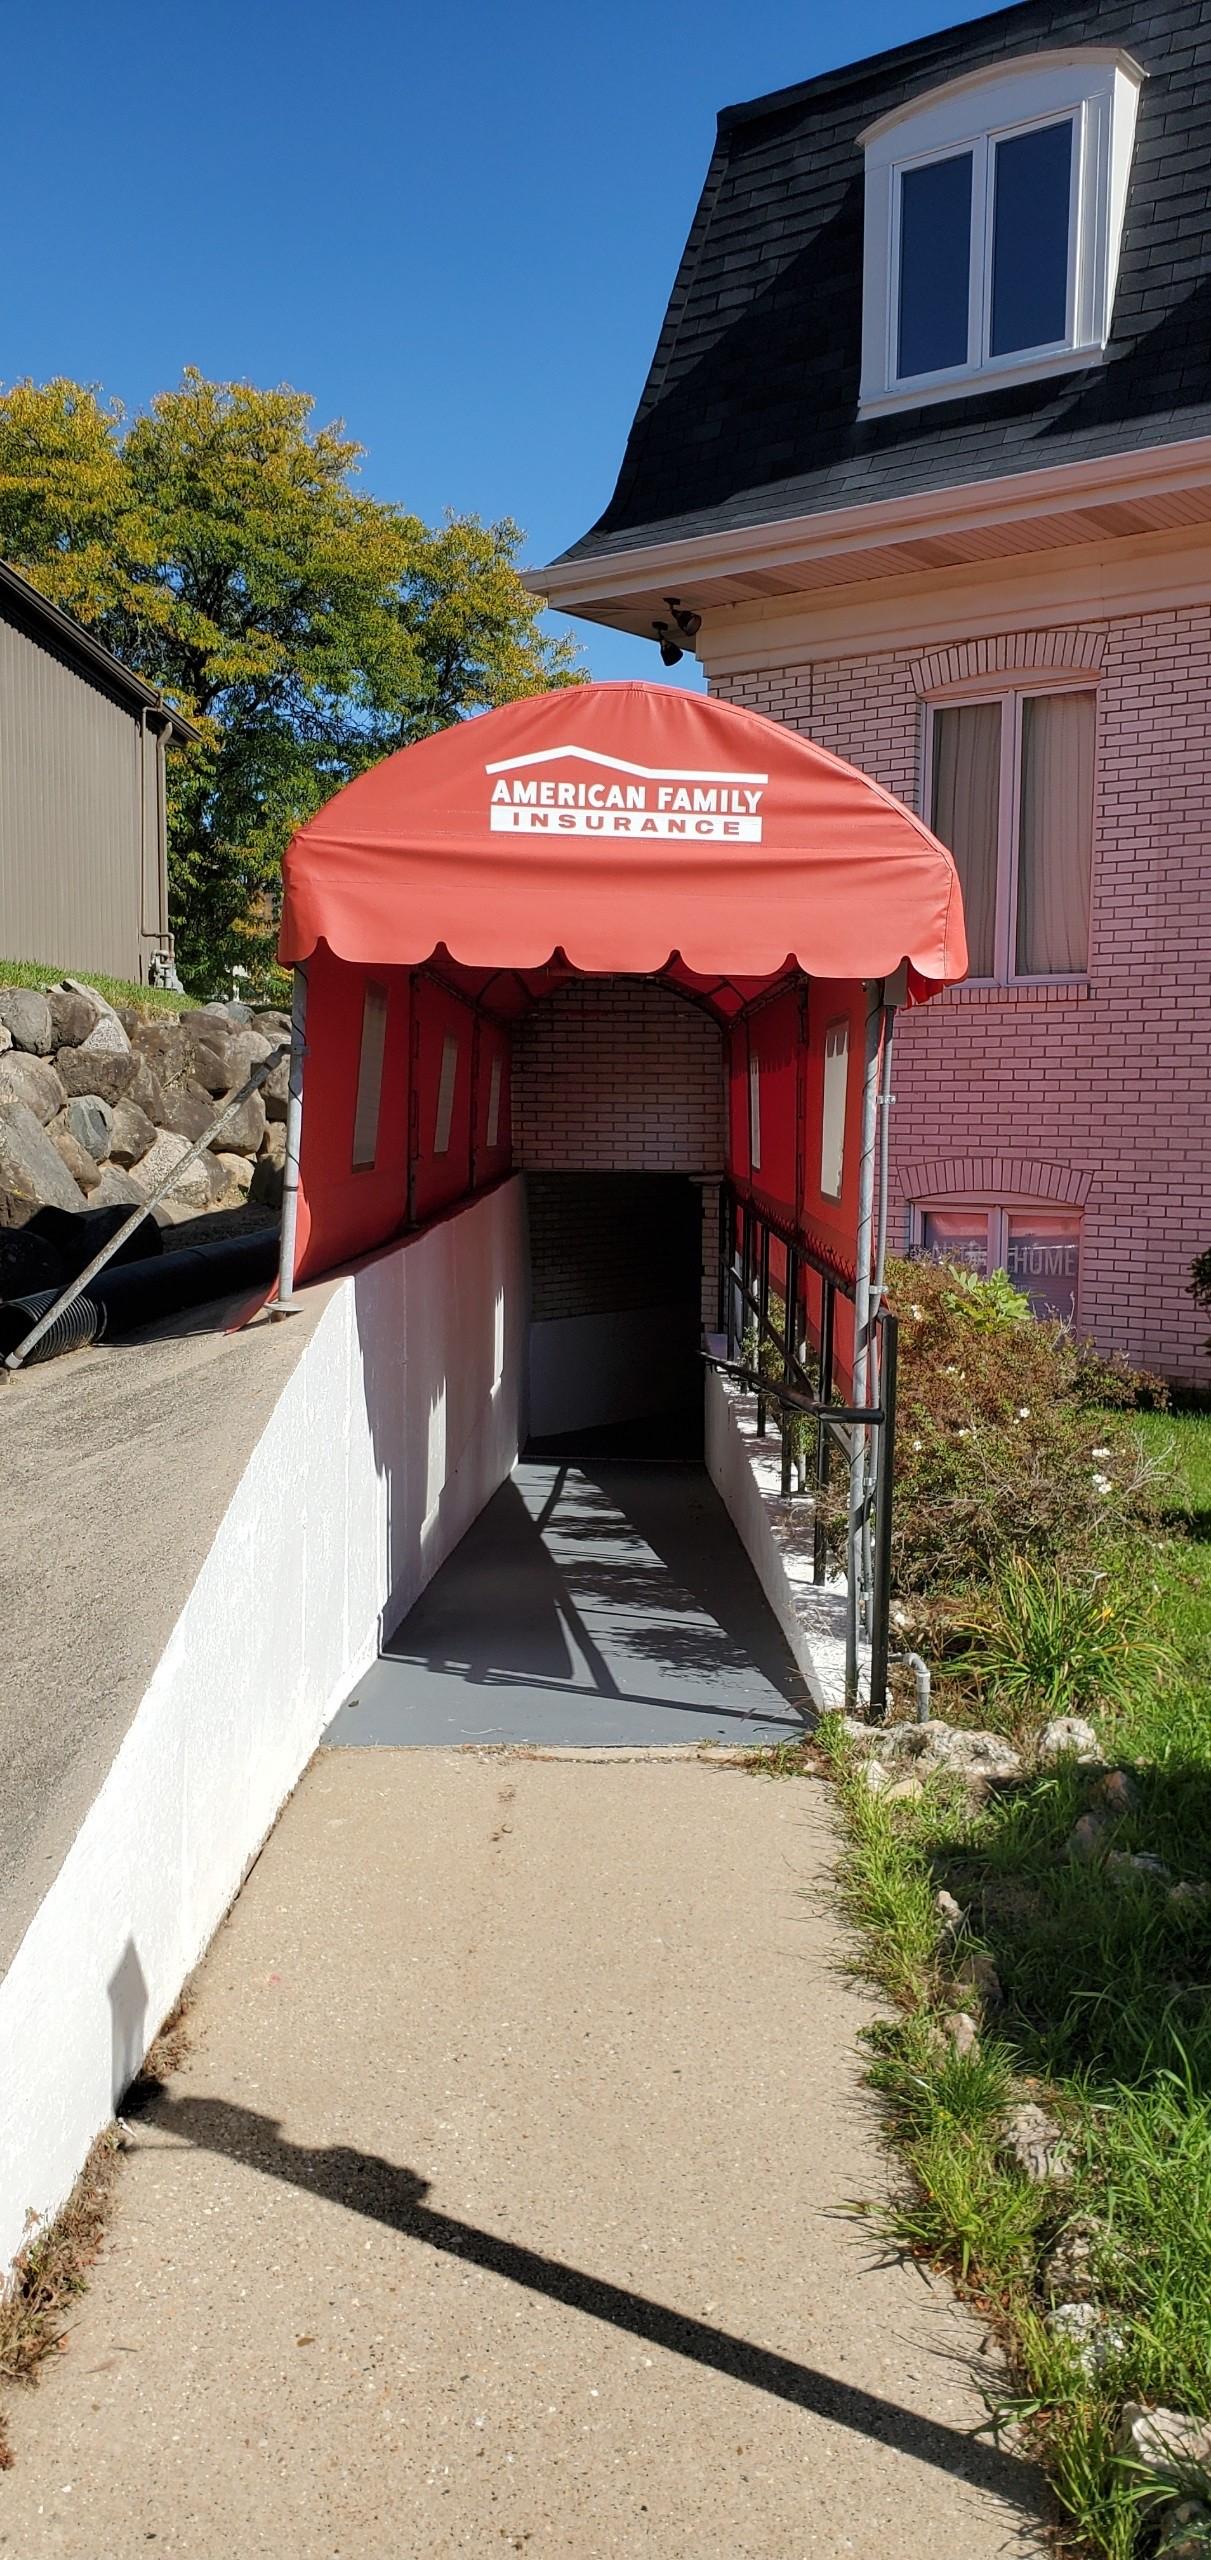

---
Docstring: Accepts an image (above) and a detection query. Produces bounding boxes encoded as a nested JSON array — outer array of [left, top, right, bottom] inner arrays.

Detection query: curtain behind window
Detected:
[[931, 702, 1000, 977], [1017, 690, 1095, 974]]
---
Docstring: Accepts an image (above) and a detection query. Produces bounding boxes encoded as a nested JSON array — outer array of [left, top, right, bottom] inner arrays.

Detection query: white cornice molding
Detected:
[[694, 521, 1211, 674], [857, 47, 1144, 147], [525, 436, 1211, 622]]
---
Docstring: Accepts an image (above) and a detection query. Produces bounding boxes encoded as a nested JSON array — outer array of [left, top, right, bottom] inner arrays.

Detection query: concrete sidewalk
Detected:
[[0, 1752, 1044, 2558]]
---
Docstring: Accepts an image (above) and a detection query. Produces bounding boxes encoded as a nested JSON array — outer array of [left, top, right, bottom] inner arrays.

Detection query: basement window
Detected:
[[434, 1033, 460, 1155], [859, 50, 1143, 414], [820, 1021, 848, 1201], [351, 983, 388, 1170], [917, 1204, 1081, 1323]]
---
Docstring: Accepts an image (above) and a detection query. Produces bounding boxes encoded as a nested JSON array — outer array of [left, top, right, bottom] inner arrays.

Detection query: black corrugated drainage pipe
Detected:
[[0, 1231, 279, 1366]]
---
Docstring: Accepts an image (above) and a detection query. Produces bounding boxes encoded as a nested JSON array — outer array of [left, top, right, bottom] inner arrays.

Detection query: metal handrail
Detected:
[[2, 1042, 289, 1377], [714, 1178, 898, 1717]]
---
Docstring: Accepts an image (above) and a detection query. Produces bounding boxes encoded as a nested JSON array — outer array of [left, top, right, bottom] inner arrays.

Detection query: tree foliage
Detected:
[[0, 372, 582, 985]]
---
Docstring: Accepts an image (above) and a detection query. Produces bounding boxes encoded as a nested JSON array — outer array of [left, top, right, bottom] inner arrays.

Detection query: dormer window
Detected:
[[859, 51, 1144, 415]]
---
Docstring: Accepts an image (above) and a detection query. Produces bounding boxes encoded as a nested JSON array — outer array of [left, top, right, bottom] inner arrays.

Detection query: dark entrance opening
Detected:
[[524, 1172, 705, 1461]]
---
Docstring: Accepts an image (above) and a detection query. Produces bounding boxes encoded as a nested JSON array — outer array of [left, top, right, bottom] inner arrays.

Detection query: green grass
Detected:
[[0, 958, 196, 1015], [820, 1413, 1211, 2556]]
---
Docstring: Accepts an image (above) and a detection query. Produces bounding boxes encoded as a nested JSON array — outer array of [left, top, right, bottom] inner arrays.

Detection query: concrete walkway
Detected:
[[0, 1752, 1044, 2558], [330, 1462, 814, 1748]]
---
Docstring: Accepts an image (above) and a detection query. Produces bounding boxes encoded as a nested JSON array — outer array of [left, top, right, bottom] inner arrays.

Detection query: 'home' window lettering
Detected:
[[918, 1204, 1081, 1324]]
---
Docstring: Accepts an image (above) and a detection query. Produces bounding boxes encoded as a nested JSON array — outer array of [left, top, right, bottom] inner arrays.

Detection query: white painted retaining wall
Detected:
[[0, 1177, 527, 2274], [705, 1366, 868, 1715]]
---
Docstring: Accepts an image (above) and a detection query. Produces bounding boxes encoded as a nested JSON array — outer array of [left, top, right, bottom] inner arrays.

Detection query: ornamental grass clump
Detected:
[[953, 1556, 1168, 1731], [881, 1254, 1163, 1608]]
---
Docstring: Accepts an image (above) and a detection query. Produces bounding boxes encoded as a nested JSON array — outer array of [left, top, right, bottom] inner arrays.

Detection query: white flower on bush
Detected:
[[910, 1304, 924, 1322], [1092, 1471, 1113, 1495], [912, 1437, 923, 1452], [1091, 1445, 1111, 1459], [1017, 1406, 1031, 1419]]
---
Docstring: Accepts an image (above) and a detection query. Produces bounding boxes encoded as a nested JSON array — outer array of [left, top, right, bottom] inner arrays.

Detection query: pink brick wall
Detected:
[[716, 612, 1211, 1383]]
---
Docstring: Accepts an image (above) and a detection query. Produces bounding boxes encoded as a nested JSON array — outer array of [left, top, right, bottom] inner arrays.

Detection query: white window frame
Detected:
[[921, 670, 1097, 987], [912, 1201, 1082, 1321], [859, 49, 1143, 415]]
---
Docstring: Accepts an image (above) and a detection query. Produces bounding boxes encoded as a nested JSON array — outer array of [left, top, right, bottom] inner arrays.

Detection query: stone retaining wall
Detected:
[[0, 980, 287, 1300]]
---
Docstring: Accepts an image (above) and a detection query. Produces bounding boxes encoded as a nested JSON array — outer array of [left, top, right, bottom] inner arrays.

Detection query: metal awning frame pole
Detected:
[[2, 1041, 289, 1376], [272, 962, 309, 1318], [845, 984, 886, 1710]]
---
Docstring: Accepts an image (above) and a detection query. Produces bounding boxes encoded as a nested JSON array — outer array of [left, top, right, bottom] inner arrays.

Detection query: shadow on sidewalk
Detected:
[[132, 2086, 1043, 2522]]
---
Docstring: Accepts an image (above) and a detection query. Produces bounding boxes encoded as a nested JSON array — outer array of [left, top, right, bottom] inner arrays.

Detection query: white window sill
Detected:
[[858, 342, 1105, 420]]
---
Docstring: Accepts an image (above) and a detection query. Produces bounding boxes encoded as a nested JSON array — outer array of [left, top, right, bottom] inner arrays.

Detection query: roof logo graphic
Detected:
[[486, 742, 768, 842], [485, 745, 768, 784]]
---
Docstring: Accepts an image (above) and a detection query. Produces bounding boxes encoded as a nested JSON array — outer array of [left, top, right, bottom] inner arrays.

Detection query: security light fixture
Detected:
[[664, 595, 702, 640], [652, 621, 683, 668]]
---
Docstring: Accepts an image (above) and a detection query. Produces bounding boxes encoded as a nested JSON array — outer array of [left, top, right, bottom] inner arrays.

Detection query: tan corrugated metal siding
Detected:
[[0, 616, 158, 980]]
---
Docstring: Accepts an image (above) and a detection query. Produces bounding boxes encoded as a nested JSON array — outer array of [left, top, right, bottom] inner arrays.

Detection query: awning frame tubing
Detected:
[[272, 962, 309, 1317]]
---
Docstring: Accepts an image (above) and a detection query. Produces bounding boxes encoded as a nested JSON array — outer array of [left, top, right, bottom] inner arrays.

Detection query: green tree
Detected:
[[0, 371, 581, 985]]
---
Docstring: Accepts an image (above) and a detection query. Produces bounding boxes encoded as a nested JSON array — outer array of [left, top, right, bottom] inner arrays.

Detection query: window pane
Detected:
[[898, 152, 972, 378], [821, 1020, 848, 1200], [434, 1033, 460, 1155], [990, 119, 1073, 357], [921, 1209, 990, 1273], [351, 983, 388, 1170], [1006, 1211, 1080, 1323], [1016, 690, 1095, 974], [931, 701, 1001, 977]]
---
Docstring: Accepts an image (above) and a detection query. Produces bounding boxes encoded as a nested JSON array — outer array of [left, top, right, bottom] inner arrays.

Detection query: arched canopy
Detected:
[[280, 681, 967, 1001]]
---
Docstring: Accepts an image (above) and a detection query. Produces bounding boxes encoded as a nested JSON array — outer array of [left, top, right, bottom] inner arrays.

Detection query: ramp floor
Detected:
[[327, 1461, 812, 1748]]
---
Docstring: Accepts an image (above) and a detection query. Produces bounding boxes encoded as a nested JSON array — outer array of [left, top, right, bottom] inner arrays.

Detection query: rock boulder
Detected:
[[134, 1129, 218, 1211], [0, 986, 53, 1055], [59, 1094, 114, 1163], [0, 1050, 67, 1126], [46, 983, 103, 1047], [108, 1098, 158, 1169], [57, 1046, 136, 1106], [0, 1099, 85, 1223]]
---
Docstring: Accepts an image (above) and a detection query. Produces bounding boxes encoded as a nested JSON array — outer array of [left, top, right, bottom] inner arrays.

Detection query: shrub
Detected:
[[1191, 1247, 1211, 1358], [881, 1254, 1163, 1604]]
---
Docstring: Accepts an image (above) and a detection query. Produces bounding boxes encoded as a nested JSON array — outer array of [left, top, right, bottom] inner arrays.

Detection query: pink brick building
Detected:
[[535, 0, 1211, 1382]]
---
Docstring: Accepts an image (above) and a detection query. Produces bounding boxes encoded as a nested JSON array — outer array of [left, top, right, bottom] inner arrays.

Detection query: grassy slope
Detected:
[[0, 958, 191, 1015], [824, 1413, 1211, 2558]]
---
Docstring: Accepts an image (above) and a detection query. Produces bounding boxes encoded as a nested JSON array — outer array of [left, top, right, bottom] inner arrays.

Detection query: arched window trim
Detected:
[[858, 49, 1144, 417]]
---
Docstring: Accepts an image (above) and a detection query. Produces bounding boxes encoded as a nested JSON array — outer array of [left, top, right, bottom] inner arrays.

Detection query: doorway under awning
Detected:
[[274, 678, 968, 1709]]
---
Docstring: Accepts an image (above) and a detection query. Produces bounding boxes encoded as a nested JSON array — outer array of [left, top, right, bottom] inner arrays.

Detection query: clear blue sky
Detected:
[[6, 0, 1008, 683]]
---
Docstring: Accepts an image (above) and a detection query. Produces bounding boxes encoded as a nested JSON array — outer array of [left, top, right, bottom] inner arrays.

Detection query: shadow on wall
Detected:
[[108, 1938, 149, 2108], [348, 1182, 527, 1653]]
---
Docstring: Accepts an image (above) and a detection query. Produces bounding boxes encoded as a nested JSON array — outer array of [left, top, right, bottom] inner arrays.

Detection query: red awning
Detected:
[[279, 681, 967, 997]]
